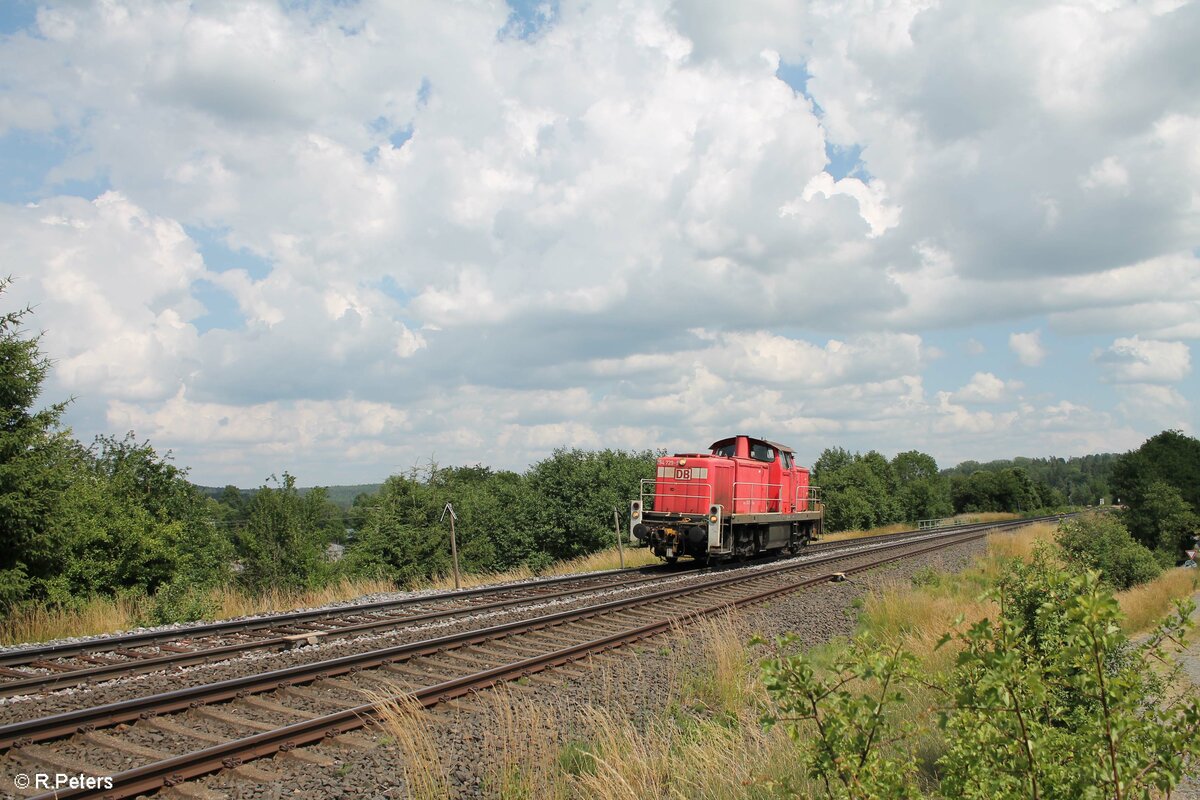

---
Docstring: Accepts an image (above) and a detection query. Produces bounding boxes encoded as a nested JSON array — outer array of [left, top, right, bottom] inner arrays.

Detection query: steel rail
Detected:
[[0, 513, 1069, 671], [1, 514, 1067, 696], [0, 564, 684, 669], [0, 567, 711, 698], [26, 523, 1004, 800], [0, 520, 1024, 752]]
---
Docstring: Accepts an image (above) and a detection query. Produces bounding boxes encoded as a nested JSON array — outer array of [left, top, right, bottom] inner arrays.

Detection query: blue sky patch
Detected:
[[825, 142, 868, 181], [776, 60, 813, 103], [186, 225, 273, 280], [376, 275, 412, 305], [0, 128, 111, 203], [0, 1, 36, 35], [389, 125, 413, 149], [190, 278, 245, 333], [500, 0, 559, 41]]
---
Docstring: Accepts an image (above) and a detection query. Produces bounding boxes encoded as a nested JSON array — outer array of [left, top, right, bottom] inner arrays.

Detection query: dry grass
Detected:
[[0, 545, 664, 646], [821, 512, 1021, 542], [861, 582, 996, 669], [0, 594, 152, 646], [371, 693, 452, 800], [420, 545, 661, 592], [1117, 568, 1200, 635], [212, 576, 399, 619], [986, 521, 1057, 561], [0, 576, 400, 646], [857, 521, 1058, 669]]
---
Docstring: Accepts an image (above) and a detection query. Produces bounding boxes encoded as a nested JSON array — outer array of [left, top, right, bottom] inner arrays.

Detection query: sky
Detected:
[[1, 0, 1197, 487]]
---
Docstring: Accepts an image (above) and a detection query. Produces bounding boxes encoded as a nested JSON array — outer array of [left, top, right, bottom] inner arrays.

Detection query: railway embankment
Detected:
[[163, 533, 993, 798]]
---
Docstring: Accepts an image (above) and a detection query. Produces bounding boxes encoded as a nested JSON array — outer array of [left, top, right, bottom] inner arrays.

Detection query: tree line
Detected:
[[3, 280, 1197, 624]]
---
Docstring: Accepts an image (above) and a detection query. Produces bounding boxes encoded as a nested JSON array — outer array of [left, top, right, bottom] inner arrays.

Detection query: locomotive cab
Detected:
[[630, 435, 822, 564]]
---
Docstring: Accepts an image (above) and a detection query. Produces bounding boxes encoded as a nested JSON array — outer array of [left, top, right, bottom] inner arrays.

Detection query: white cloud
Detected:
[[0, 1, 1197, 482], [1010, 330, 1047, 366], [1096, 336, 1191, 383], [952, 372, 1023, 404]]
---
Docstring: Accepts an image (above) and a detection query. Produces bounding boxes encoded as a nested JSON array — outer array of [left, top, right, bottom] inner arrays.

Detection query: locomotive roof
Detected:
[[708, 435, 795, 454]]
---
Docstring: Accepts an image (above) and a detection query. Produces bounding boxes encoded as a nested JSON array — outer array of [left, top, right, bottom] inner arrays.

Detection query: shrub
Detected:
[[760, 563, 1200, 800], [1054, 513, 1161, 589]]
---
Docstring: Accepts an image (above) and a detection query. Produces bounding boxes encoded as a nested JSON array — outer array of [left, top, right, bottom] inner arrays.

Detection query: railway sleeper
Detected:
[[10, 743, 107, 777], [81, 730, 172, 761], [239, 694, 321, 721], [194, 705, 282, 734], [143, 716, 227, 746]]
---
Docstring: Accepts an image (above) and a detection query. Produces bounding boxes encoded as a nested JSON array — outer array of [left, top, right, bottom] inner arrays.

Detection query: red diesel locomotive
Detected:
[[629, 435, 823, 564]]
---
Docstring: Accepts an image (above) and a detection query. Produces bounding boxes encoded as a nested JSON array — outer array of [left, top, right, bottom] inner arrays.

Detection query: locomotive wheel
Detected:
[[665, 555, 679, 565]]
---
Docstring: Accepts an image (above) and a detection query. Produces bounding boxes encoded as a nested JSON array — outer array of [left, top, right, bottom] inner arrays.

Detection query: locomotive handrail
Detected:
[[731, 482, 823, 513]]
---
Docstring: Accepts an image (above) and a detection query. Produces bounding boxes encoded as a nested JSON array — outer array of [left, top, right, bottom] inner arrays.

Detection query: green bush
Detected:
[[1054, 513, 1161, 589], [760, 564, 1200, 800]]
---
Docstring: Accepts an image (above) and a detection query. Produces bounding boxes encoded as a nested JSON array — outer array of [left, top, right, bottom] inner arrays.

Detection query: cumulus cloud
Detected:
[[1009, 330, 1047, 367], [952, 372, 1023, 404], [1096, 336, 1191, 383], [0, 1, 1196, 482]]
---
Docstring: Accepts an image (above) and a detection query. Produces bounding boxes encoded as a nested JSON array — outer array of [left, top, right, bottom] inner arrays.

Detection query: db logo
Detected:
[[674, 468, 691, 480]]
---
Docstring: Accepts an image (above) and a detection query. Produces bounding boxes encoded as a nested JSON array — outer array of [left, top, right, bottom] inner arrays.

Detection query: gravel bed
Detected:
[[170, 537, 987, 799], [0, 532, 977, 726]]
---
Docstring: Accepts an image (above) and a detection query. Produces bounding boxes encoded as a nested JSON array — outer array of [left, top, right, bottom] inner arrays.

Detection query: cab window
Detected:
[[750, 442, 775, 462], [782, 452, 793, 469], [713, 442, 736, 457]]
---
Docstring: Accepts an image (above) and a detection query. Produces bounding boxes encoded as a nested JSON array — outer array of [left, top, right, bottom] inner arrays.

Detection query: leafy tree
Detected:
[[343, 469, 454, 584], [759, 633, 921, 800], [1127, 480, 1199, 562], [0, 279, 76, 608], [943, 453, 1117, 506], [892, 450, 952, 521], [236, 473, 338, 591], [1110, 431, 1200, 556], [525, 448, 657, 559]]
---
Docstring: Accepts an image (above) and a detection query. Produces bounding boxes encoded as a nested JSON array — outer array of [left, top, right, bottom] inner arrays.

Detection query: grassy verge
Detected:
[[0, 545, 662, 646], [420, 545, 660, 592], [0, 577, 399, 646]]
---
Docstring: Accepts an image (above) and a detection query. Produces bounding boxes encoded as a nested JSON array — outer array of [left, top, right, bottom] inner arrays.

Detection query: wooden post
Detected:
[[441, 502, 461, 590], [613, 508, 625, 569]]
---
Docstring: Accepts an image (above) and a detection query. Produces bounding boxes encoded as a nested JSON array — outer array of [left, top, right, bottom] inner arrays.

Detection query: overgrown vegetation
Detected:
[[760, 516, 1200, 800], [813, 447, 1071, 532]]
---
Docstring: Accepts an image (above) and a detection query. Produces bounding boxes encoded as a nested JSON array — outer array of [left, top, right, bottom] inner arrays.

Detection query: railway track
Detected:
[[0, 515, 1058, 799], [0, 518, 1047, 701]]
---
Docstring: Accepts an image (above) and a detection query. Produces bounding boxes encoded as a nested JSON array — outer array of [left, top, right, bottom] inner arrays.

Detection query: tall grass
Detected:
[[371, 694, 451, 800], [420, 546, 660, 592], [1117, 568, 1200, 635], [0, 546, 663, 646], [0, 576, 400, 646]]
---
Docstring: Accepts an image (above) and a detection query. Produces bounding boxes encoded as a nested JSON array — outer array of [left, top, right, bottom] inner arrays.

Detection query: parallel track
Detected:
[[0, 516, 1059, 799], [0, 517, 1057, 699]]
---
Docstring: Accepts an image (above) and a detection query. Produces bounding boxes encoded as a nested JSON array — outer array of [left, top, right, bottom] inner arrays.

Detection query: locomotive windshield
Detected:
[[712, 442, 735, 457], [749, 442, 775, 462]]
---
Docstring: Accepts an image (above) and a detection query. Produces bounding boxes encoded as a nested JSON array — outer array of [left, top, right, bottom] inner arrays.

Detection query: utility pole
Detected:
[[440, 502, 461, 590], [613, 507, 625, 569]]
